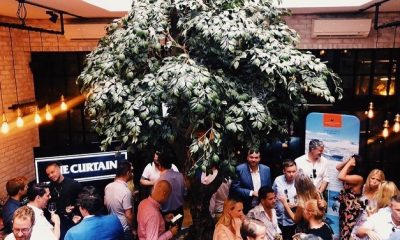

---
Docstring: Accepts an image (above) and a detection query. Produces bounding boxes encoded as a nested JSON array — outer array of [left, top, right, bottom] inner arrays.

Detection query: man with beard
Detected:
[[230, 148, 271, 213]]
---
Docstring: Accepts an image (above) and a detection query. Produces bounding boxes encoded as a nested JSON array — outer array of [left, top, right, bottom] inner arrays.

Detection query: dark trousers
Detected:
[[279, 224, 297, 240]]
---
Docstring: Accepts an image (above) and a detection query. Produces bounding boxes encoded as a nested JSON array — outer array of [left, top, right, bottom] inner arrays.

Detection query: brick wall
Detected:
[[0, 16, 98, 199], [285, 12, 400, 49]]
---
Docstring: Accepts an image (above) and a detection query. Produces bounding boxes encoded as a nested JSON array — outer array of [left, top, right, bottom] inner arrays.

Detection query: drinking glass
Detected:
[[48, 202, 57, 214]]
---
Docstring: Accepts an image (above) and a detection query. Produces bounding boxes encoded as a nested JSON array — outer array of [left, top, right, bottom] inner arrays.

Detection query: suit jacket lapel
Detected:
[[246, 164, 254, 190]]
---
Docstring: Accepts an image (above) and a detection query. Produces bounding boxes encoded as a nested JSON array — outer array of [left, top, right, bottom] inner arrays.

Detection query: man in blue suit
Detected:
[[230, 149, 271, 213], [65, 186, 123, 240]]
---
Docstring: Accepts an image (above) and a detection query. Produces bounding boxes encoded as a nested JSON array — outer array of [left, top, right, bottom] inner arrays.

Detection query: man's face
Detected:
[[247, 152, 260, 168], [12, 217, 33, 240], [20, 184, 28, 196], [261, 192, 276, 210], [46, 164, 61, 183], [309, 146, 324, 160], [283, 165, 297, 183], [37, 188, 51, 209], [391, 200, 400, 223]]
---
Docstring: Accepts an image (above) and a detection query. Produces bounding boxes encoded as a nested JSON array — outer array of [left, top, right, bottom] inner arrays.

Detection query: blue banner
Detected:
[[35, 151, 127, 183]]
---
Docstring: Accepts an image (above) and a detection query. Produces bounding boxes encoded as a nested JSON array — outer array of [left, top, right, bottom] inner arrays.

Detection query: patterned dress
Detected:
[[338, 189, 364, 240]]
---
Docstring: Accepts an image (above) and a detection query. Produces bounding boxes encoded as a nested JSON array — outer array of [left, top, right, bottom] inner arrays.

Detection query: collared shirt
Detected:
[[295, 154, 329, 189], [141, 162, 179, 182], [272, 175, 297, 226], [249, 166, 261, 197], [362, 207, 398, 240], [27, 204, 57, 240], [247, 204, 281, 240], [104, 179, 132, 231], [158, 169, 185, 212], [137, 197, 173, 240]]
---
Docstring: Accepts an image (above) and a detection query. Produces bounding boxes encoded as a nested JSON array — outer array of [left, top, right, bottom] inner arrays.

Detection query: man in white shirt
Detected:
[[357, 195, 400, 240], [140, 151, 178, 186], [26, 182, 60, 240], [5, 206, 34, 240], [295, 139, 329, 193], [247, 186, 281, 240], [273, 159, 297, 240]]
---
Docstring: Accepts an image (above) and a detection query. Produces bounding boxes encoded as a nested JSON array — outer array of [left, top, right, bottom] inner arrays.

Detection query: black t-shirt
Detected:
[[49, 177, 82, 215], [305, 223, 333, 240]]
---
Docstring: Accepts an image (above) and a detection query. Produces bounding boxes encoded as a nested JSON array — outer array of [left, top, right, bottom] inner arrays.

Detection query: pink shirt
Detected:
[[137, 197, 173, 240]]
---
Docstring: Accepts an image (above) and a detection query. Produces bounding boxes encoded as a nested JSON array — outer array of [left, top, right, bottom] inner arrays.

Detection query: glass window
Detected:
[[372, 76, 395, 96], [355, 75, 370, 95]]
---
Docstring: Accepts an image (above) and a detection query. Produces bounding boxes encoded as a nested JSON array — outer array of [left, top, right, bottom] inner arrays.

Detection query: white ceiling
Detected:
[[0, 0, 398, 20]]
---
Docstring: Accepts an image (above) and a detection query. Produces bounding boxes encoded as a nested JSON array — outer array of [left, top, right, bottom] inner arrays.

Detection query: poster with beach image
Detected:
[[305, 112, 360, 240]]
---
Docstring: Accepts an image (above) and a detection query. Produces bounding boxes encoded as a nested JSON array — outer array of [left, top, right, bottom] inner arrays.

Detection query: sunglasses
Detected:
[[284, 189, 289, 203], [310, 169, 317, 179]]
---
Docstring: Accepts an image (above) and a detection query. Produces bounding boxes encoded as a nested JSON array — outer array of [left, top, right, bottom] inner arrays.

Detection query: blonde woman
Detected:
[[350, 169, 385, 240], [213, 198, 245, 240], [278, 170, 321, 233], [375, 181, 399, 210], [303, 199, 333, 240]]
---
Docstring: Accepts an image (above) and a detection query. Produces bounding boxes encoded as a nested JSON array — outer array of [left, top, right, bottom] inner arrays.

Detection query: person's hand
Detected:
[[51, 213, 60, 225], [232, 218, 242, 233], [170, 225, 179, 236], [292, 233, 303, 240], [164, 213, 174, 222], [72, 215, 82, 224], [65, 205, 75, 213], [277, 194, 287, 203], [252, 191, 258, 197]]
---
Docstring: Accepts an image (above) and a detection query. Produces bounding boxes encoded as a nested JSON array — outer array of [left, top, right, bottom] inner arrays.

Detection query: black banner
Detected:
[[35, 151, 127, 183]]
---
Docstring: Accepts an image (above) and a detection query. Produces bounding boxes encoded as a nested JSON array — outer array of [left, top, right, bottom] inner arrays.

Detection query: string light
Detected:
[[60, 95, 68, 111], [365, 102, 374, 119], [1, 113, 9, 134], [16, 108, 24, 128], [393, 114, 400, 133], [382, 120, 389, 138], [34, 106, 42, 124], [45, 104, 53, 121]]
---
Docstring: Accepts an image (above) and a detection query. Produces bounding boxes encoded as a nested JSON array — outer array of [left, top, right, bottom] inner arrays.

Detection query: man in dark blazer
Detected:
[[230, 149, 271, 213]]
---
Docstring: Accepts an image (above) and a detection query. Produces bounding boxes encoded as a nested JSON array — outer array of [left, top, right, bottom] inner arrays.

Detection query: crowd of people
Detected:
[[1, 139, 400, 240]]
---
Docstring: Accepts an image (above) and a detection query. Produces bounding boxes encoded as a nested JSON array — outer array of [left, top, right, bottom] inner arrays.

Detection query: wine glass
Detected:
[[48, 202, 57, 214]]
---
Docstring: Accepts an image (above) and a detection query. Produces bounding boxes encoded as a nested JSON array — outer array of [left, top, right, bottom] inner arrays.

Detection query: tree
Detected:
[[78, 0, 342, 238]]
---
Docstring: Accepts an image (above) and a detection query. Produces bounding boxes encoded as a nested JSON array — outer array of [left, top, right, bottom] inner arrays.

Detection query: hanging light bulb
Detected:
[[45, 104, 53, 121], [382, 120, 389, 138], [60, 95, 68, 111], [365, 102, 374, 119], [16, 108, 24, 128], [393, 114, 400, 133], [1, 113, 9, 134], [34, 106, 42, 124]]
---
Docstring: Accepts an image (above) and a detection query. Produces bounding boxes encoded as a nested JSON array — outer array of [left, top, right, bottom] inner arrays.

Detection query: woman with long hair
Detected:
[[375, 181, 399, 210], [336, 155, 364, 240], [303, 199, 333, 240], [213, 198, 245, 240], [350, 169, 385, 240], [278, 170, 321, 233]]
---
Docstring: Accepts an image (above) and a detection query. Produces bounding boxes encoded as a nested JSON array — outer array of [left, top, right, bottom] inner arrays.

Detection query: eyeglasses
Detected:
[[13, 227, 32, 234], [311, 169, 317, 178]]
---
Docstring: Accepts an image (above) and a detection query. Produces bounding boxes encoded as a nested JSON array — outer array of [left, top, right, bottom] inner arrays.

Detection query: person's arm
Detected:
[[337, 158, 363, 185], [230, 167, 253, 197], [124, 208, 134, 230], [318, 181, 328, 193], [51, 213, 61, 240], [277, 195, 303, 223], [140, 177, 155, 186], [336, 158, 350, 171]]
